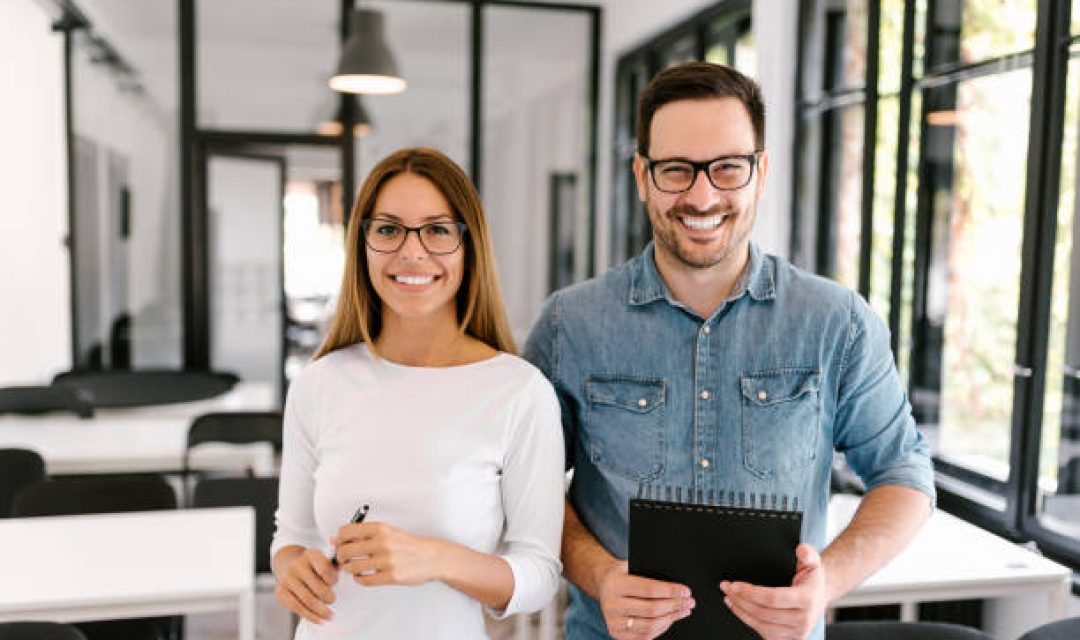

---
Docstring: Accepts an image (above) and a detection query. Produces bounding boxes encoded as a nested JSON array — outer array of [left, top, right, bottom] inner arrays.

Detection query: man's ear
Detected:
[[754, 150, 770, 197], [632, 154, 648, 202]]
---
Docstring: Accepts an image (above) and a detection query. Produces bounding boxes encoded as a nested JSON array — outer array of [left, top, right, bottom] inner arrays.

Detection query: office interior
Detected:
[[2, 0, 1080, 638]]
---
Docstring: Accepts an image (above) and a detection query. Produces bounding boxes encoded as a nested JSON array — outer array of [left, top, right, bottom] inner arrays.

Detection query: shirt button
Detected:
[[703, 325, 711, 334], [757, 390, 768, 401], [700, 458, 710, 468], [637, 398, 647, 408], [700, 390, 710, 400]]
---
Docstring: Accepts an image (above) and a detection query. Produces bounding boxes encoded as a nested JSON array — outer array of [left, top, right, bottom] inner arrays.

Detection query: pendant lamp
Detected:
[[316, 97, 373, 137], [329, 8, 406, 95]]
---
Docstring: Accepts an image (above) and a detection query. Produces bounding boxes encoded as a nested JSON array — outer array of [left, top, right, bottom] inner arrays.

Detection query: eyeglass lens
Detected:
[[651, 156, 755, 193], [363, 219, 465, 254]]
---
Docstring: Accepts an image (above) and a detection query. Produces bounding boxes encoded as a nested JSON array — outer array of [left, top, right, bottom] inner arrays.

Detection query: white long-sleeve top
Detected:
[[271, 343, 565, 639]]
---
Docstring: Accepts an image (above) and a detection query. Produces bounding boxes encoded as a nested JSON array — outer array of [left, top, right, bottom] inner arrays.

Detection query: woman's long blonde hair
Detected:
[[315, 147, 516, 359]]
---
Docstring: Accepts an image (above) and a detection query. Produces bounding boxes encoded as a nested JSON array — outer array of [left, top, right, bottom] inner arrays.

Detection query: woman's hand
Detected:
[[333, 521, 447, 586], [273, 546, 339, 624]]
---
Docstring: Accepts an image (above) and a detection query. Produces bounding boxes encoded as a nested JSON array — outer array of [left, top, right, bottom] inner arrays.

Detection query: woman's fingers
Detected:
[[275, 581, 331, 624], [273, 549, 338, 624]]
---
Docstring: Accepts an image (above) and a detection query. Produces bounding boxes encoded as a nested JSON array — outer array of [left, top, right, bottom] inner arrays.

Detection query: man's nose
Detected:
[[680, 168, 723, 210]]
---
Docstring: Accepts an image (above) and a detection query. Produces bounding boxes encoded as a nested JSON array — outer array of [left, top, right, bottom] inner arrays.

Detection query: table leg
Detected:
[[900, 600, 917, 622], [539, 600, 556, 640], [238, 589, 256, 640], [1048, 581, 1066, 619]]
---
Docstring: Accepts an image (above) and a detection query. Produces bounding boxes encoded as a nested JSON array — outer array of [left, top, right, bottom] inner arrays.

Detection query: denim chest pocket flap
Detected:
[[740, 369, 821, 479], [584, 376, 666, 481], [586, 377, 665, 412], [740, 370, 820, 406]]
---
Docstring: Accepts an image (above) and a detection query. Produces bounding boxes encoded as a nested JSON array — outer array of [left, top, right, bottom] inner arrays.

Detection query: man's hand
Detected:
[[719, 543, 826, 640], [597, 559, 695, 639]]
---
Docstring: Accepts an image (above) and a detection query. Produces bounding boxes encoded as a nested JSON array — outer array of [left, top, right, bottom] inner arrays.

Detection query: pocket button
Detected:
[[637, 398, 647, 408], [757, 390, 768, 401]]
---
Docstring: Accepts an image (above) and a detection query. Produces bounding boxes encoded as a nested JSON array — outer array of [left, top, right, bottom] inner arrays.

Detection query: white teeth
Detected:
[[394, 275, 434, 285], [681, 215, 726, 230]]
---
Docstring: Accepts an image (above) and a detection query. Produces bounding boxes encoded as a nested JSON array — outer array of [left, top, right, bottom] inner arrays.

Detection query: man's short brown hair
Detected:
[[636, 62, 765, 156]]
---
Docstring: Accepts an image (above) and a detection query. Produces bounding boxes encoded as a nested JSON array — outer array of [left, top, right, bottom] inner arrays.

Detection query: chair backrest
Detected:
[[12, 475, 177, 517], [51, 369, 238, 408], [0, 386, 93, 418], [0, 449, 46, 518], [0, 621, 88, 640], [184, 412, 284, 475], [186, 411, 283, 451], [192, 476, 279, 574], [1016, 616, 1080, 640], [825, 621, 994, 640]]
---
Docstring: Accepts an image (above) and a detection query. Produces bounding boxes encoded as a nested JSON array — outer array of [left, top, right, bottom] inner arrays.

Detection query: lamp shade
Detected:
[[329, 8, 406, 95]]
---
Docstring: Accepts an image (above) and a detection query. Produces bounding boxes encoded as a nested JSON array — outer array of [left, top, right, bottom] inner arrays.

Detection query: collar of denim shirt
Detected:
[[627, 241, 776, 310]]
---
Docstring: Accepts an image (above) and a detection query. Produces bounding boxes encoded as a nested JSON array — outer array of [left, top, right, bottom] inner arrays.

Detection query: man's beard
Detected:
[[649, 201, 753, 270]]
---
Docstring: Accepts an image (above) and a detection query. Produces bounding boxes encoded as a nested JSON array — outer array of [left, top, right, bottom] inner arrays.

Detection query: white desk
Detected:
[[0, 382, 277, 475], [828, 494, 1071, 622], [0, 507, 255, 640]]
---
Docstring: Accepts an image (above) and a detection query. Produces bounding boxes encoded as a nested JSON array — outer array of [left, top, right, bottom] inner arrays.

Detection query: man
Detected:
[[524, 62, 935, 640]]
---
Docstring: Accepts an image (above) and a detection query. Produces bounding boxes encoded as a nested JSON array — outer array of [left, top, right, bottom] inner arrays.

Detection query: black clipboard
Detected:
[[628, 493, 803, 639]]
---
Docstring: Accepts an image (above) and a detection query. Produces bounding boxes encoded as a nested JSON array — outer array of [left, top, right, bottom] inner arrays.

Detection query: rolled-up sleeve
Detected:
[[489, 372, 566, 618], [834, 294, 936, 503]]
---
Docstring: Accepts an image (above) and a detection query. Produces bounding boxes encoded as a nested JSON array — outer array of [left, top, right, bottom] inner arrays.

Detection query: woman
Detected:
[[271, 147, 564, 639]]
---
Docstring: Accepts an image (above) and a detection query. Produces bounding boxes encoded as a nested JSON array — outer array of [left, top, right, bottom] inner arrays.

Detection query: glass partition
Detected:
[[482, 5, 591, 340], [71, 0, 182, 369]]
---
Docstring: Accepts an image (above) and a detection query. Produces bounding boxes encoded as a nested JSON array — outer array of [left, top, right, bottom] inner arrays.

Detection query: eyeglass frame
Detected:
[[360, 218, 469, 255], [643, 152, 762, 194]]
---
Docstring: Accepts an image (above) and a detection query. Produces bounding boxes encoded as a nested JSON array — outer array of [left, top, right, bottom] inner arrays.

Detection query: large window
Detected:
[[796, 0, 1080, 567], [611, 0, 753, 266]]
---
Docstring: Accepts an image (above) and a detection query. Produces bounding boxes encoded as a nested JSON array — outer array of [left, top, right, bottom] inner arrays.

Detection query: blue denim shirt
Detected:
[[524, 243, 935, 640]]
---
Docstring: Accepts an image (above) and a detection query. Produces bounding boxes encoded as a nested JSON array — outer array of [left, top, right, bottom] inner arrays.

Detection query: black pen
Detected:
[[331, 504, 369, 567]]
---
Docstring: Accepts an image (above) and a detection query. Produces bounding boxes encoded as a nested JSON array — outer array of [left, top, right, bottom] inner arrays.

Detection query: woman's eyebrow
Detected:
[[372, 212, 454, 222]]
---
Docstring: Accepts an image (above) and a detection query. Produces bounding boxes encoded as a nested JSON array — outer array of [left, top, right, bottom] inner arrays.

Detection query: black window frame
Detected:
[[795, 0, 1080, 569]]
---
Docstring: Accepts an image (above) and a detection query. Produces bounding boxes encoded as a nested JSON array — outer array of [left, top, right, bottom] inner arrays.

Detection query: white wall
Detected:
[[0, 0, 71, 385]]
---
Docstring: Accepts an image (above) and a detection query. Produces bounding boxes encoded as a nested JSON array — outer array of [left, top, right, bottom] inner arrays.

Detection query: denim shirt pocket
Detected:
[[584, 376, 666, 482], [740, 369, 821, 480]]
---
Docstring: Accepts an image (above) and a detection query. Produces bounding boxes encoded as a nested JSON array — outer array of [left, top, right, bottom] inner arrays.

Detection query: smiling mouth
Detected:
[[392, 275, 437, 285], [678, 214, 729, 231]]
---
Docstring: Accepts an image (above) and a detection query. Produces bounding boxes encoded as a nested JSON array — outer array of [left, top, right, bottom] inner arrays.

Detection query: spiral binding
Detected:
[[634, 482, 802, 514]]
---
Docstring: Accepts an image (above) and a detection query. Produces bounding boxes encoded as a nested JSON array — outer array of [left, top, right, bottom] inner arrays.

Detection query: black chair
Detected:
[[0, 449, 46, 518], [1017, 616, 1080, 640], [182, 412, 282, 501], [12, 476, 177, 517], [0, 622, 88, 640], [825, 620, 994, 640], [192, 476, 279, 574], [11, 476, 179, 640], [0, 386, 93, 418], [51, 370, 238, 408]]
